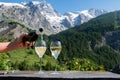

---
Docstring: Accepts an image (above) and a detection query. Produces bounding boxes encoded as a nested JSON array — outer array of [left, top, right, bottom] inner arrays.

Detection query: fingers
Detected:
[[30, 42, 35, 46], [18, 33, 28, 48], [25, 41, 30, 48], [18, 33, 28, 43], [23, 41, 35, 48], [18, 33, 35, 48], [20, 33, 28, 40]]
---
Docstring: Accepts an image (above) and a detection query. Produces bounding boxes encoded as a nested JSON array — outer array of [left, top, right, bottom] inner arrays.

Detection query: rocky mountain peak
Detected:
[[0, 1, 107, 35], [88, 8, 107, 17]]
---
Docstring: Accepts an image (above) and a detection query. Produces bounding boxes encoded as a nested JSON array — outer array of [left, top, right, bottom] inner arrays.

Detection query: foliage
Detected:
[[0, 54, 12, 70], [0, 38, 12, 42], [68, 58, 104, 71], [94, 45, 120, 70]]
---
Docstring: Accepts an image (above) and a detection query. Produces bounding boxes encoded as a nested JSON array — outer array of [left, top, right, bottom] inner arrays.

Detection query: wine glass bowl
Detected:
[[35, 40, 46, 58], [50, 41, 61, 59], [35, 39, 46, 74], [50, 40, 62, 74]]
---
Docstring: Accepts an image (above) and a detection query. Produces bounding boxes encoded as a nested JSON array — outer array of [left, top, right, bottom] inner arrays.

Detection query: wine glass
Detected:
[[35, 38, 46, 74], [50, 40, 62, 74]]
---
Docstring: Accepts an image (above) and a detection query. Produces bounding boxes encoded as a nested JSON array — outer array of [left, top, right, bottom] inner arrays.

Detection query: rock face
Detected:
[[0, 1, 107, 35], [105, 31, 120, 51], [0, 1, 53, 35], [0, 21, 29, 38]]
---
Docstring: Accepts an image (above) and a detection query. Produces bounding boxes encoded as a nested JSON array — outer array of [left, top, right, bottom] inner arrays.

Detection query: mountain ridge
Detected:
[[0, 1, 107, 35]]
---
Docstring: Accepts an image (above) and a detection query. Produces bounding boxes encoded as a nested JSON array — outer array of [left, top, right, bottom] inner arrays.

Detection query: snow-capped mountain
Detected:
[[62, 9, 107, 28], [0, 1, 107, 35]]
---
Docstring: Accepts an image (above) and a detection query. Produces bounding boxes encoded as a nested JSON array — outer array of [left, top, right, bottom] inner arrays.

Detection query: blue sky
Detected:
[[0, 0, 120, 14]]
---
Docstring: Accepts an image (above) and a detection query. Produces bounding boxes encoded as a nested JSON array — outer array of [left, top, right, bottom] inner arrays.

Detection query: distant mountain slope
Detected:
[[62, 9, 107, 28], [0, 1, 54, 35], [0, 1, 107, 35], [49, 10, 120, 70], [0, 20, 29, 38]]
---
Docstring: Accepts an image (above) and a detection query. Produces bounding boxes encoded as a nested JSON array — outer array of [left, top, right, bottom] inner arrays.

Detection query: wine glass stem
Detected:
[[55, 59, 58, 71], [55, 64, 57, 71], [40, 58, 42, 71]]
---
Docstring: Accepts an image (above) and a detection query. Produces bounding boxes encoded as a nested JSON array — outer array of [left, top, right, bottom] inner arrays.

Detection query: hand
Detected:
[[0, 33, 35, 53], [17, 33, 35, 48]]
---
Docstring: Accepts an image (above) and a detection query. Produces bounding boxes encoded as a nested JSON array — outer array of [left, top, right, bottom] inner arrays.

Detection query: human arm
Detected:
[[0, 34, 34, 53], [0, 41, 19, 53]]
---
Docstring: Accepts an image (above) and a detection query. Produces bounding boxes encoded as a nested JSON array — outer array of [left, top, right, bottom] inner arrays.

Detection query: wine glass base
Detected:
[[51, 71, 59, 74], [35, 71, 44, 74]]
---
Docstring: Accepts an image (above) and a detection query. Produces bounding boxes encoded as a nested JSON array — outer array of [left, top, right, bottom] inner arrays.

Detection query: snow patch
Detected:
[[0, 2, 25, 8]]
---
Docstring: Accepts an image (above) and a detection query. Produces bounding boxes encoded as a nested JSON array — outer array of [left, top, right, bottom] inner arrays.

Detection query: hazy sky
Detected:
[[0, 0, 120, 14]]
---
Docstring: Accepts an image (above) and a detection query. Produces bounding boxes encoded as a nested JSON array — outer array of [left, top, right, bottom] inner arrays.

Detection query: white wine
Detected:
[[50, 47, 61, 59], [35, 47, 46, 58]]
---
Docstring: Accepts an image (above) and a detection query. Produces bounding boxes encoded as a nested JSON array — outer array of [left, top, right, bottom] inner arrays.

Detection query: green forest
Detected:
[[1, 10, 120, 71]]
